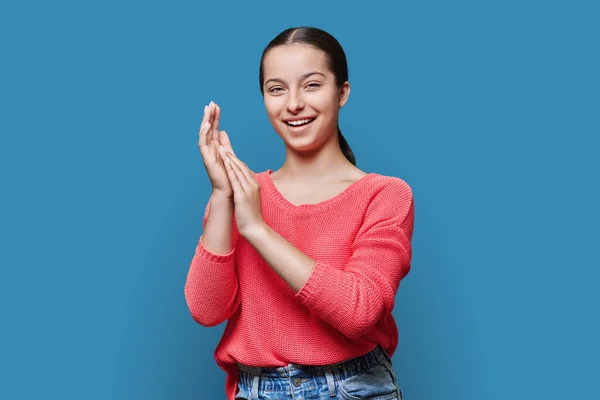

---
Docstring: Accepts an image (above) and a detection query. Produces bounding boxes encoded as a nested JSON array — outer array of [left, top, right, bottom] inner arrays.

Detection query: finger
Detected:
[[198, 121, 212, 150], [207, 140, 225, 168], [220, 148, 250, 191], [198, 103, 210, 137], [219, 130, 236, 157], [225, 151, 255, 186], [213, 140, 228, 168], [206, 101, 215, 131], [211, 104, 221, 142], [223, 153, 245, 194]]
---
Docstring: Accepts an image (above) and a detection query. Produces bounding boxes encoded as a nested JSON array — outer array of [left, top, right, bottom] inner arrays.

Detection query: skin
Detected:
[[262, 44, 366, 185], [196, 101, 236, 255], [199, 44, 367, 293]]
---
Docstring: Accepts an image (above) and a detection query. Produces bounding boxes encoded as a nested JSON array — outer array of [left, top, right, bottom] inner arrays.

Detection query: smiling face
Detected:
[[261, 44, 350, 152]]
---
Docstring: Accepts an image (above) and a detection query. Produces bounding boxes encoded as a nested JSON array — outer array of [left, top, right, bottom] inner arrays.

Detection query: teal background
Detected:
[[1, 0, 598, 399]]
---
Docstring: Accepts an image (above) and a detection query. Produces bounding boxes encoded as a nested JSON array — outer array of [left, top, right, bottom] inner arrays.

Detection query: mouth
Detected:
[[284, 117, 316, 127]]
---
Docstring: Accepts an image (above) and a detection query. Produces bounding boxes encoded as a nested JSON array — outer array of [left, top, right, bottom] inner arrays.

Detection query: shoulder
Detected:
[[366, 173, 413, 206], [362, 174, 414, 223], [369, 174, 413, 199], [253, 169, 272, 183]]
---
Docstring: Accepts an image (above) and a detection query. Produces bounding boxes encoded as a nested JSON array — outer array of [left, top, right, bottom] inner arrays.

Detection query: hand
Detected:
[[198, 101, 237, 198], [219, 147, 266, 238]]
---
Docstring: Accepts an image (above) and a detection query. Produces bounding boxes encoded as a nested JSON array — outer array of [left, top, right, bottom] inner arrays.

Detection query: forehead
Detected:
[[263, 44, 330, 80]]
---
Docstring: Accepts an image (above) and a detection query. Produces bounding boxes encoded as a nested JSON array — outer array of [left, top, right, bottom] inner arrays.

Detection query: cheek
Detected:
[[307, 91, 337, 113], [264, 97, 286, 119]]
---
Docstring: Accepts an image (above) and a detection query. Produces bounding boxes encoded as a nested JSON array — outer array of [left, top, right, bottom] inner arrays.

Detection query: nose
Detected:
[[286, 90, 304, 114]]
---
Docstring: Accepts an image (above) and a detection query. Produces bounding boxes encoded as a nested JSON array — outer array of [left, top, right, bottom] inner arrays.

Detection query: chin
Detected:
[[288, 138, 319, 152], [278, 123, 313, 144], [284, 129, 334, 155]]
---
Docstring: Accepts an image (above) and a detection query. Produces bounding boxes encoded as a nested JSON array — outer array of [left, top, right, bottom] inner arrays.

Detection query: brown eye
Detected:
[[306, 83, 321, 89], [269, 87, 284, 93]]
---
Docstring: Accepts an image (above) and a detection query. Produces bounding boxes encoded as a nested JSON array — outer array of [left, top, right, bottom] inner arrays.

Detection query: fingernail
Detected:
[[219, 145, 226, 153], [204, 105, 207, 112]]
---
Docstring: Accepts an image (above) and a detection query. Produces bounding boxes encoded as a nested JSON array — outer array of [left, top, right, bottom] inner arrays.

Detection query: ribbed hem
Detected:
[[196, 235, 235, 263], [295, 260, 328, 305]]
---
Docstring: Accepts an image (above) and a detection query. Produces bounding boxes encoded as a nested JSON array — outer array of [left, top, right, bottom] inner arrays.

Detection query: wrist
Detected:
[[240, 221, 269, 242], [211, 190, 234, 204]]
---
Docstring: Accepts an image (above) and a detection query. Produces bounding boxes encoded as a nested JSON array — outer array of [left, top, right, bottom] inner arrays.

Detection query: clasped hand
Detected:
[[198, 101, 265, 238]]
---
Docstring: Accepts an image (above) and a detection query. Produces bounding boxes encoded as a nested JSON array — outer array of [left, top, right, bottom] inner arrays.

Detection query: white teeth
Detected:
[[286, 118, 314, 126]]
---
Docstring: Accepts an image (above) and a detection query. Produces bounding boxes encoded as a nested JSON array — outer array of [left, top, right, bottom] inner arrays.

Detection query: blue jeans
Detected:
[[235, 345, 403, 399]]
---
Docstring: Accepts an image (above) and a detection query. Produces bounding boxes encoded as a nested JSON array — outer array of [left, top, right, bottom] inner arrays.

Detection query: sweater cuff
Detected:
[[295, 260, 328, 305], [196, 235, 235, 263]]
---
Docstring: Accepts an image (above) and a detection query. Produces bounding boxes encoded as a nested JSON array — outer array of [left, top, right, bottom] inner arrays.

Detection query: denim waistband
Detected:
[[236, 345, 391, 379]]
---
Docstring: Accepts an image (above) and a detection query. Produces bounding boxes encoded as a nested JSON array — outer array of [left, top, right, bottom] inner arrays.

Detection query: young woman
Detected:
[[185, 27, 414, 400]]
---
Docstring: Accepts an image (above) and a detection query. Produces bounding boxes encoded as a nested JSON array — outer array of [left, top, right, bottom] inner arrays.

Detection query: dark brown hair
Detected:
[[259, 27, 356, 166]]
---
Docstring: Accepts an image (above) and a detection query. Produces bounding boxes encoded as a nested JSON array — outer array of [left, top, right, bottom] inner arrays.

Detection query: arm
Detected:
[[218, 148, 414, 338], [245, 186, 415, 339], [202, 191, 235, 255], [184, 192, 241, 327]]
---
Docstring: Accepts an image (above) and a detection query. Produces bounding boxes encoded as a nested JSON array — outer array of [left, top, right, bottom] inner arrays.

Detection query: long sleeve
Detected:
[[184, 198, 241, 327], [295, 181, 414, 339], [192, 170, 416, 400]]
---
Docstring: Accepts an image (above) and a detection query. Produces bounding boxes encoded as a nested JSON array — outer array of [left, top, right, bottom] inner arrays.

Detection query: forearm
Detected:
[[243, 223, 316, 293], [201, 191, 235, 254], [243, 222, 407, 339], [185, 191, 239, 326], [184, 246, 240, 326]]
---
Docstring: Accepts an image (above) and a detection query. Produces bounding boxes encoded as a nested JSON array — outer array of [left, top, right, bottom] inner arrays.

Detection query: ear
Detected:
[[338, 81, 350, 108]]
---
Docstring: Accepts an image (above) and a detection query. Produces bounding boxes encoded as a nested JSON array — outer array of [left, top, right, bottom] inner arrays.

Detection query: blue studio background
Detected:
[[1, 0, 598, 399]]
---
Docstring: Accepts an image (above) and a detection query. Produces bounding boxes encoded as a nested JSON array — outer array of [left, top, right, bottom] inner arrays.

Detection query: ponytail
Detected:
[[337, 125, 356, 166]]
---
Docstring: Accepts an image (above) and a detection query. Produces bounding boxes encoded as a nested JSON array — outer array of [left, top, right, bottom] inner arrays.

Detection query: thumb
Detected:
[[219, 130, 236, 157]]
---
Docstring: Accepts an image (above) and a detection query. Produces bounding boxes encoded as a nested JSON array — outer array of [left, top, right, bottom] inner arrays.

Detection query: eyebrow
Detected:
[[264, 71, 326, 87]]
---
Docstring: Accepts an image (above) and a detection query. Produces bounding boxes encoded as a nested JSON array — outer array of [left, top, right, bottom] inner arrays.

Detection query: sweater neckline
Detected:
[[260, 169, 378, 213]]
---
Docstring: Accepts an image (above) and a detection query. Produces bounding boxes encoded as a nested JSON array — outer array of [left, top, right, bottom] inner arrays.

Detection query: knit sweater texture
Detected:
[[184, 169, 415, 399]]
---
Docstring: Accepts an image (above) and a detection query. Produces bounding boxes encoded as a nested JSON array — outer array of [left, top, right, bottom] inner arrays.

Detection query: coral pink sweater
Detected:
[[184, 169, 414, 399]]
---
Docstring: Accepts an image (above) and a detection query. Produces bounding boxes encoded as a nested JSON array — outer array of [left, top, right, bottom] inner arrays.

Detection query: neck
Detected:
[[276, 136, 354, 183]]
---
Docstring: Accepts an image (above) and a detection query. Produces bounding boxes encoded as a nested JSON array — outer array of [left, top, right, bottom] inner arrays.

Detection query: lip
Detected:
[[283, 117, 316, 133], [282, 116, 317, 122]]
